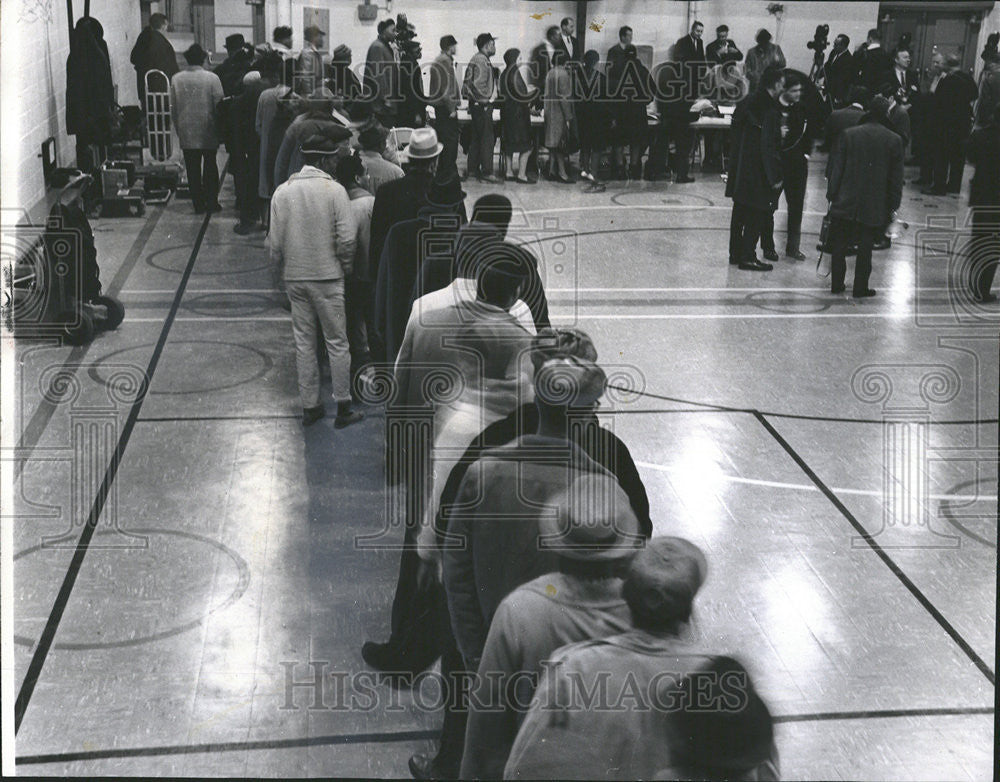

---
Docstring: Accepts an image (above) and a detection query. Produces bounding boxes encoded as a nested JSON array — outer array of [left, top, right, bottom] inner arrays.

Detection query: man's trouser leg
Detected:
[[853, 222, 876, 295], [784, 157, 808, 253], [183, 149, 204, 210], [287, 280, 321, 408], [729, 201, 747, 264], [435, 116, 460, 180], [310, 278, 352, 403], [830, 216, 851, 291]]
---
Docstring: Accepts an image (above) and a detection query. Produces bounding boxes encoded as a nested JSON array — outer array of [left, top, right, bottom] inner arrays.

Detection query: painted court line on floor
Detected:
[[633, 460, 997, 503]]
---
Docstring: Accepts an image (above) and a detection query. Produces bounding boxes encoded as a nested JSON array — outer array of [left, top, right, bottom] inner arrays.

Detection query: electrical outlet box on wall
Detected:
[[358, 4, 378, 22]]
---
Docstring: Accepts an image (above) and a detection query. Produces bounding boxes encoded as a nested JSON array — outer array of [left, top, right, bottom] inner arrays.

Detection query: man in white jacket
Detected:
[[269, 131, 363, 427]]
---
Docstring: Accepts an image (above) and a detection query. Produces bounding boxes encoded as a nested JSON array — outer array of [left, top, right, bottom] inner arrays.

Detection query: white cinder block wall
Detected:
[[1, 0, 141, 213]]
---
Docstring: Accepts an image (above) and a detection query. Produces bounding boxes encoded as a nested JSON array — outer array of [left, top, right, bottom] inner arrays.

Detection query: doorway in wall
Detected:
[[879, 1, 993, 77]]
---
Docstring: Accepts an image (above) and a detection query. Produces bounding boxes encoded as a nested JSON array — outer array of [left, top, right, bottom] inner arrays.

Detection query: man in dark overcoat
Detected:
[[826, 97, 904, 297], [725, 65, 785, 270]]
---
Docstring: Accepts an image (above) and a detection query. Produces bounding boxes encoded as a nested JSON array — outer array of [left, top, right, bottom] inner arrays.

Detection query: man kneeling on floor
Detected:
[[269, 133, 364, 427]]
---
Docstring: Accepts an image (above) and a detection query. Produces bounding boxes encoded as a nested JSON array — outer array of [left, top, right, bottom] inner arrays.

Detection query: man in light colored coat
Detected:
[[170, 44, 224, 213], [269, 134, 362, 427]]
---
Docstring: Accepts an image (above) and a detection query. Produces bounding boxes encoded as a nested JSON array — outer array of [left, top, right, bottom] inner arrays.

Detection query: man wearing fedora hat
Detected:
[[503, 537, 748, 780], [269, 134, 363, 428], [368, 126, 451, 360], [459, 471, 643, 780], [374, 169, 464, 363], [463, 33, 500, 183], [214, 33, 252, 96], [171, 44, 225, 214]]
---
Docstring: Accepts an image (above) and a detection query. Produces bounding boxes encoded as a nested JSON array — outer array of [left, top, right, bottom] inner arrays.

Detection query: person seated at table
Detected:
[[499, 47, 537, 183]]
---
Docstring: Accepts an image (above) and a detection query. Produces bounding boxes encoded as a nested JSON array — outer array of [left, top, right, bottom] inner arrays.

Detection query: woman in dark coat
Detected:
[[611, 45, 654, 179], [576, 49, 612, 191], [498, 48, 536, 183], [66, 17, 115, 173]]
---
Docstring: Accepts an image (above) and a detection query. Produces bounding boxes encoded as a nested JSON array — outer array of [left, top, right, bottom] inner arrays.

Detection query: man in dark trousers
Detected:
[[365, 18, 399, 128], [923, 53, 978, 195], [826, 98, 904, 297], [462, 32, 499, 183], [856, 28, 891, 93], [706, 25, 742, 65], [647, 59, 697, 182], [823, 34, 854, 108], [761, 71, 811, 261], [131, 13, 178, 105], [726, 65, 785, 271], [429, 35, 461, 179], [233, 54, 281, 235], [966, 104, 1000, 303]]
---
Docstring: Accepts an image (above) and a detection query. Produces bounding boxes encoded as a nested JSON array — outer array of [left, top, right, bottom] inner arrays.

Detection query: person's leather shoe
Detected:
[[302, 405, 325, 426], [853, 288, 877, 298], [739, 260, 773, 271], [233, 221, 254, 235], [873, 236, 891, 250], [334, 409, 364, 429], [762, 249, 779, 262], [409, 753, 459, 780], [785, 249, 806, 261], [729, 258, 741, 266], [674, 175, 695, 183], [973, 292, 997, 303], [477, 174, 501, 184]]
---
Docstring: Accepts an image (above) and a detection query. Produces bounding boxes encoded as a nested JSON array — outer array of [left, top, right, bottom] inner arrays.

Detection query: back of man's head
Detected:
[[848, 85, 871, 108], [867, 28, 881, 42], [273, 25, 292, 44], [944, 53, 961, 70], [358, 125, 387, 152], [471, 194, 513, 235], [759, 64, 783, 94], [476, 244, 530, 308], [150, 12, 168, 31], [622, 536, 707, 632]]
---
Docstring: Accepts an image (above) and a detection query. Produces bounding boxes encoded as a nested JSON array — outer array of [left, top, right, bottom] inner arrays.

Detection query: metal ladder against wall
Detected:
[[144, 69, 172, 162]]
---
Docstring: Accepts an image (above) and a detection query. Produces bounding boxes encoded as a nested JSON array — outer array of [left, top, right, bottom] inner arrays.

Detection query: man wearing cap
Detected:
[[214, 34, 252, 96], [297, 24, 326, 96], [368, 127, 450, 359], [272, 26, 294, 58], [504, 537, 721, 780], [327, 44, 366, 119], [273, 89, 350, 187], [429, 35, 462, 179], [366, 19, 400, 128], [269, 134, 363, 427], [459, 472, 643, 780], [130, 13, 178, 106], [170, 44, 225, 214], [463, 33, 500, 183], [358, 125, 404, 195], [826, 95, 903, 297]]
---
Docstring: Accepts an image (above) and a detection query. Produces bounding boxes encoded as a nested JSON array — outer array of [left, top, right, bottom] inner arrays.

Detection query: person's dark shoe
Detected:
[[912, 178, 931, 185], [873, 236, 891, 251], [207, 202, 223, 213], [762, 249, 779, 262], [233, 221, 254, 235], [739, 260, 773, 271], [477, 174, 501, 184], [362, 641, 397, 671], [585, 182, 607, 193], [831, 285, 845, 294], [302, 405, 325, 426], [729, 258, 741, 266], [921, 187, 946, 196], [973, 292, 998, 303], [409, 753, 459, 781], [785, 249, 806, 261], [674, 176, 695, 183], [334, 409, 364, 429], [852, 288, 877, 298]]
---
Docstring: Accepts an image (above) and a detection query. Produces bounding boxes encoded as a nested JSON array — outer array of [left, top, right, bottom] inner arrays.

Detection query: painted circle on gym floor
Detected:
[[182, 292, 277, 318], [609, 191, 716, 210], [13, 527, 250, 650], [146, 242, 270, 275], [939, 477, 998, 548], [89, 340, 274, 395], [744, 290, 832, 314]]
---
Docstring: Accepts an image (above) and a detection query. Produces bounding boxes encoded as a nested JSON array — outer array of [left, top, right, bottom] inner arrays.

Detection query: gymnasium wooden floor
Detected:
[[5, 152, 997, 779]]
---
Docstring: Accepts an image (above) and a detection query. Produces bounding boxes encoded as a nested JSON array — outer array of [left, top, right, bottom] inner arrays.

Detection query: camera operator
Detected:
[[807, 24, 829, 82], [823, 34, 854, 108]]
